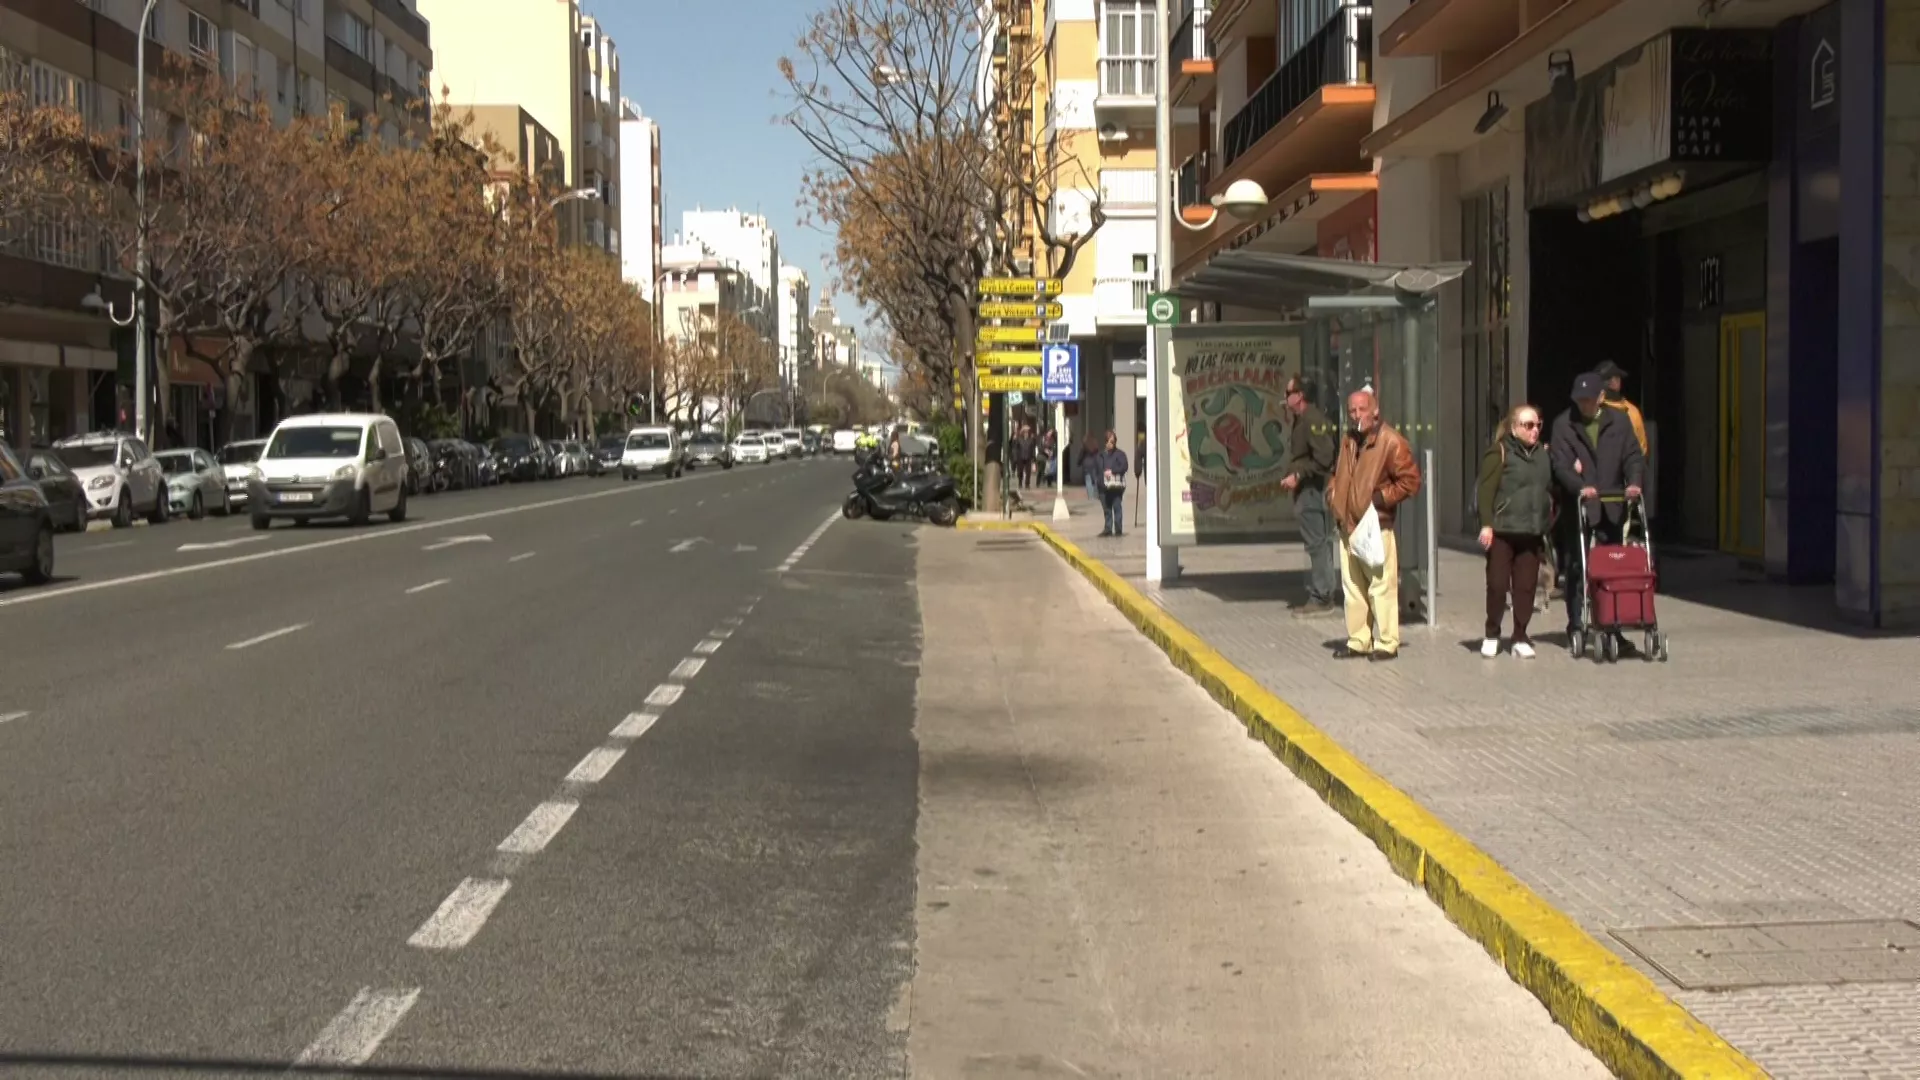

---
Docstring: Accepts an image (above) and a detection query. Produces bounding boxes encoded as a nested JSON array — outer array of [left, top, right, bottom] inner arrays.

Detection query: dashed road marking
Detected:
[[407, 878, 511, 951], [0, 711, 27, 724], [645, 683, 684, 707], [294, 987, 421, 1068], [778, 511, 840, 573], [509, 551, 536, 562], [405, 578, 450, 595], [693, 638, 723, 655], [670, 657, 705, 680], [497, 799, 579, 856], [630, 518, 646, 527], [224, 623, 310, 651], [611, 711, 659, 739], [564, 746, 627, 784]]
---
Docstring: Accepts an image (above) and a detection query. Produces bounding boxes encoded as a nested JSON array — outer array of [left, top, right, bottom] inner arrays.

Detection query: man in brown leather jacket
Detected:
[[1328, 389, 1423, 661]]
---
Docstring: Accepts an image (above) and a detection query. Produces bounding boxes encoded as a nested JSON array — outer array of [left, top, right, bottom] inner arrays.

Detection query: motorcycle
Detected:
[[843, 454, 961, 527]]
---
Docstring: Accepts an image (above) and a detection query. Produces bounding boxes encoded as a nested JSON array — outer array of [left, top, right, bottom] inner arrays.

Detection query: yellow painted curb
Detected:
[[955, 516, 1030, 532], [989, 521, 1768, 1080]]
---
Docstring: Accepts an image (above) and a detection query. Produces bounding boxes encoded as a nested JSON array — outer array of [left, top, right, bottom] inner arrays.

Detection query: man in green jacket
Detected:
[[1278, 375, 1339, 616]]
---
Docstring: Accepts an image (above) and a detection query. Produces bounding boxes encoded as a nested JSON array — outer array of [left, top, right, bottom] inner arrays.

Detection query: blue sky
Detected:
[[588, 0, 872, 351]]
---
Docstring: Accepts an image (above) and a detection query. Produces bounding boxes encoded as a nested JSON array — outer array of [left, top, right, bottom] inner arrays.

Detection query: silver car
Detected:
[[154, 448, 232, 519]]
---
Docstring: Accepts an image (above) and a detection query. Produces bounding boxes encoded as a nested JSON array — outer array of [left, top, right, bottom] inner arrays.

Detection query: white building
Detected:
[[681, 208, 779, 346], [617, 99, 663, 303], [777, 265, 811, 387]]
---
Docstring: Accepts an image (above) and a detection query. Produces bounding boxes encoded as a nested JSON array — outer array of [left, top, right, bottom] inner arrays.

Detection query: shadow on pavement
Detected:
[[0, 573, 77, 595], [0, 1052, 708, 1079]]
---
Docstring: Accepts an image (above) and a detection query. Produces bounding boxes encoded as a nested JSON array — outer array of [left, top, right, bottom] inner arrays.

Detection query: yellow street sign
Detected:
[[980, 373, 1042, 393], [977, 277, 1063, 297], [977, 326, 1042, 345], [975, 350, 1043, 368], [978, 301, 1065, 320]]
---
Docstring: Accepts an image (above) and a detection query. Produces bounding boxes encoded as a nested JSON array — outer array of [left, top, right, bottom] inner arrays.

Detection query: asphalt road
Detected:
[[0, 453, 922, 1078]]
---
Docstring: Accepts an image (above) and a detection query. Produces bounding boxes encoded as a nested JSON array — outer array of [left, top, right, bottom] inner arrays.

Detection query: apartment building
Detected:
[[417, 0, 620, 257], [809, 299, 840, 370], [616, 97, 662, 304], [777, 264, 810, 386], [0, 0, 432, 450], [680, 208, 779, 348]]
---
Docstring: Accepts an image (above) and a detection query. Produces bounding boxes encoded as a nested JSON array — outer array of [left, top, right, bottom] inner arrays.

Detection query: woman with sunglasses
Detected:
[[1474, 405, 1553, 659]]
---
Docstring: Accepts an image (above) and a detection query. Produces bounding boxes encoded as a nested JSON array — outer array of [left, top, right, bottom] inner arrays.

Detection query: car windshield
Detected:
[[28, 453, 65, 476], [691, 433, 722, 446], [266, 426, 364, 459], [218, 442, 265, 465], [627, 433, 669, 450], [155, 453, 199, 475], [597, 436, 623, 452], [54, 445, 118, 469], [493, 435, 533, 455]]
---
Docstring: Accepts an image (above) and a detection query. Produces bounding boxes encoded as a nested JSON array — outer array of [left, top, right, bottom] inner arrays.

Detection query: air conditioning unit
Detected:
[[1097, 122, 1128, 143]]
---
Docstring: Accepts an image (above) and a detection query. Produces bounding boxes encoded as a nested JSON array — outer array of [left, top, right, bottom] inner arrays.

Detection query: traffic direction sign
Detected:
[[979, 372, 1042, 393], [977, 326, 1043, 345], [975, 351, 1044, 369], [977, 277, 1064, 297], [978, 301, 1065, 320]]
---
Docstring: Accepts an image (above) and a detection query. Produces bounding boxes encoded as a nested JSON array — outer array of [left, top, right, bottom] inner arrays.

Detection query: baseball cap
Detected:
[[1593, 360, 1628, 380], [1572, 373, 1605, 400]]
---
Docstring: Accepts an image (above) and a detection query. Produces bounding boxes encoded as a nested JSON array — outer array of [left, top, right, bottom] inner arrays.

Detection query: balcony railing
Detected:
[[1177, 151, 1211, 208], [1099, 168, 1156, 209], [1170, 0, 1210, 68], [1094, 274, 1153, 322], [1098, 57, 1156, 99], [1220, 3, 1371, 171]]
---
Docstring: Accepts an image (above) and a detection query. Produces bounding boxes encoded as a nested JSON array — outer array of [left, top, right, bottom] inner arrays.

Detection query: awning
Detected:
[[1174, 251, 1468, 314]]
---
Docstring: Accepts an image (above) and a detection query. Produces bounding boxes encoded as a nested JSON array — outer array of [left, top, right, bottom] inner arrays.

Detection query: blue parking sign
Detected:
[[1041, 343, 1079, 402]]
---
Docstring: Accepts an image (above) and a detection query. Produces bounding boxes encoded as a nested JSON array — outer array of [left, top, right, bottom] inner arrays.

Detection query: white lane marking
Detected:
[[423, 534, 491, 552], [709, 627, 733, 640], [611, 711, 660, 739], [0, 711, 27, 724], [668, 508, 679, 515], [294, 987, 421, 1067], [404, 579, 450, 595], [670, 657, 706, 679], [564, 746, 627, 784], [509, 551, 536, 563], [645, 683, 684, 707], [697, 500, 706, 507], [629, 519, 646, 527], [693, 638, 723, 655], [669, 537, 704, 553], [177, 536, 269, 552], [70, 540, 135, 553], [407, 877, 512, 951], [0, 479, 717, 610], [497, 799, 579, 856], [778, 512, 841, 573], [721, 615, 743, 626], [224, 623, 310, 651]]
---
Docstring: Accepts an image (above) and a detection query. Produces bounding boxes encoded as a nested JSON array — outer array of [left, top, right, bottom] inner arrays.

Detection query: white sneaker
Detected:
[[1512, 642, 1537, 660], [1480, 638, 1499, 658]]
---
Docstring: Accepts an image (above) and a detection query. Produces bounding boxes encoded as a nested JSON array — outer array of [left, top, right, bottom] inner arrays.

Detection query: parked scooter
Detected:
[[843, 454, 961, 527]]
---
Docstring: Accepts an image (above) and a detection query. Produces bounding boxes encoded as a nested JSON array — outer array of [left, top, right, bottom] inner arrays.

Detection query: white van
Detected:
[[620, 426, 682, 480], [248, 413, 409, 528]]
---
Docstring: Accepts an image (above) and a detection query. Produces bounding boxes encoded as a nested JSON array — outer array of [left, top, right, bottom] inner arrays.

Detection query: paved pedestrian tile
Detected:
[[1034, 498, 1920, 1080]]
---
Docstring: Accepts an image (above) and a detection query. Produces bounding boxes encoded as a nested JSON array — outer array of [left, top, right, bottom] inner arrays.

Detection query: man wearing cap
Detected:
[[1550, 372, 1646, 646], [1593, 360, 1649, 457]]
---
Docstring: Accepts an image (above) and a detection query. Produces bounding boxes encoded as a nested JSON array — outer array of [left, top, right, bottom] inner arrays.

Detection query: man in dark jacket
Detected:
[[1550, 372, 1646, 640], [1278, 375, 1339, 616]]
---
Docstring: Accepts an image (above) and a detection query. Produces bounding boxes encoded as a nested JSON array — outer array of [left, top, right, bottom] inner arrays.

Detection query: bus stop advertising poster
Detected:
[[1157, 324, 1303, 546]]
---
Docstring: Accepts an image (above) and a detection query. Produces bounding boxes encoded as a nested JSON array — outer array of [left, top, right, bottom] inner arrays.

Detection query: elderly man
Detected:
[[1328, 389, 1423, 661], [1278, 375, 1339, 617], [1550, 372, 1646, 648]]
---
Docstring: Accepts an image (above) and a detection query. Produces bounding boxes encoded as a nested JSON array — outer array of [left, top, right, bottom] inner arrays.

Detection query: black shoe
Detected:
[[1371, 650, 1398, 662], [1332, 646, 1368, 660], [1098, 529, 1112, 537]]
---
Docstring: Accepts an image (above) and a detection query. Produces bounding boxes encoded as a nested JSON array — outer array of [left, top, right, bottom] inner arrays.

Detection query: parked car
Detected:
[[620, 426, 683, 479], [733, 433, 769, 464], [490, 434, 544, 482], [24, 449, 88, 532], [51, 431, 168, 528], [591, 435, 623, 476], [778, 428, 804, 458], [0, 443, 55, 584], [832, 428, 860, 455], [154, 448, 232, 519], [428, 438, 478, 491], [218, 438, 267, 510], [248, 413, 409, 528], [684, 430, 732, 470]]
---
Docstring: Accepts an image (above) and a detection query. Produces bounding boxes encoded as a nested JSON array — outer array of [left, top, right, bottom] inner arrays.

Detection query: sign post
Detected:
[[974, 276, 1064, 517], [1041, 342, 1080, 521]]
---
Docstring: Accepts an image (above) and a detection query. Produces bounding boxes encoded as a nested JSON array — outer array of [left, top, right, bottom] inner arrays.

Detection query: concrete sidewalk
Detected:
[[1036, 505, 1920, 1079], [907, 527, 1607, 1078]]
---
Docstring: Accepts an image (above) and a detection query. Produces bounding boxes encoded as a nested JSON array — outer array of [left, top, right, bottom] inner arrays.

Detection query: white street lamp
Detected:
[[87, 0, 163, 445]]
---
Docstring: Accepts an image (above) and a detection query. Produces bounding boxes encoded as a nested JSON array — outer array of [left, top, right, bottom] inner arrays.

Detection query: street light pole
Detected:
[[1146, 0, 1178, 584], [132, 0, 157, 446]]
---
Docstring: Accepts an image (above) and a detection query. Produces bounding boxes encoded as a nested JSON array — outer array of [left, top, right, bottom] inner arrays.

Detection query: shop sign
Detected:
[[1797, 2, 1841, 132], [1159, 325, 1303, 545]]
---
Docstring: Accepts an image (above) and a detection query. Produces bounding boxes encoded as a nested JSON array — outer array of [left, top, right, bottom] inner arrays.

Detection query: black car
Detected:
[[25, 448, 87, 532], [684, 431, 733, 470], [591, 435, 623, 476], [0, 444, 56, 585], [489, 434, 545, 482]]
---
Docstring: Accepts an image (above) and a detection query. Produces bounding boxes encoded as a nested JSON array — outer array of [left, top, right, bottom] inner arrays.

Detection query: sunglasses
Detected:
[[1515, 420, 1541, 429]]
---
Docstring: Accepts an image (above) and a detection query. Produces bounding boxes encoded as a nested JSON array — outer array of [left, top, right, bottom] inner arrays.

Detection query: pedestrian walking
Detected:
[[1549, 373, 1646, 649], [1592, 360, 1648, 457], [1080, 435, 1101, 503], [1278, 375, 1339, 618], [1475, 405, 1553, 659], [1133, 429, 1146, 526], [1328, 390, 1422, 662], [1012, 425, 1036, 487], [1094, 430, 1129, 537]]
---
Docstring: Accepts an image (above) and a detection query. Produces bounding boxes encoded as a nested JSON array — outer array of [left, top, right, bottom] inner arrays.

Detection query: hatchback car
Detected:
[[24, 449, 87, 532], [51, 431, 168, 528], [154, 448, 231, 519], [685, 431, 732, 470], [0, 443, 56, 584], [732, 433, 769, 464]]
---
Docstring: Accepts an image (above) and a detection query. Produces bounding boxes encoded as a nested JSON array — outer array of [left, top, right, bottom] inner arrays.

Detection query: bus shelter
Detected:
[[1154, 252, 1464, 625]]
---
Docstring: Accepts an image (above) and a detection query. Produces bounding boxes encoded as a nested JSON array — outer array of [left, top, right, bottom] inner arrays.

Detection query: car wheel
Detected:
[[389, 484, 408, 523], [112, 490, 133, 529], [348, 486, 371, 526], [189, 491, 206, 520], [24, 520, 54, 584], [67, 497, 87, 532], [148, 485, 169, 525]]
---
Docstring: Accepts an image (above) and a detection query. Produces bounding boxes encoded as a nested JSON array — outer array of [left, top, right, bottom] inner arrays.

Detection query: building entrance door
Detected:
[[1718, 312, 1766, 557]]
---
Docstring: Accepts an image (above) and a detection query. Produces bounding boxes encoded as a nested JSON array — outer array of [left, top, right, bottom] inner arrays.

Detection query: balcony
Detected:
[[1221, 5, 1371, 171], [1170, 0, 1214, 106], [1096, 56, 1156, 120], [1099, 169, 1156, 215], [1176, 151, 1211, 222], [1094, 274, 1152, 326], [1378, 0, 1524, 61]]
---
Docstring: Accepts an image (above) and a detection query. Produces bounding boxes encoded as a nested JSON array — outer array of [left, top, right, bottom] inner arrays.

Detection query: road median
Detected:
[[956, 516, 1767, 1080]]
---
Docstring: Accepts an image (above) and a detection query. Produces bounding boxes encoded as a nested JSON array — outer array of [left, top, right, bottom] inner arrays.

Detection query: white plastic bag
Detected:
[[1349, 504, 1387, 573]]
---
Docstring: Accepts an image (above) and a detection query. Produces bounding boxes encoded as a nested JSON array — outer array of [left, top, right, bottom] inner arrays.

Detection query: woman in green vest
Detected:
[[1475, 404, 1554, 660]]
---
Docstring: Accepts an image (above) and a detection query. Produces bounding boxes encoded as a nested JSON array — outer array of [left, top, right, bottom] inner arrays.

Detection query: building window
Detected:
[[30, 61, 89, 118], [1100, 0, 1157, 97], [1459, 183, 1510, 518], [336, 13, 372, 60], [35, 219, 90, 270], [187, 9, 218, 68]]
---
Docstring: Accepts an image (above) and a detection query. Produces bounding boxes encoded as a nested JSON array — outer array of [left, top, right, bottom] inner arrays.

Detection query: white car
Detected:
[[620, 426, 682, 479], [154, 448, 232, 519], [732, 433, 769, 464], [248, 413, 410, 528], [832, 429, 860, 455], [218, 438, 267, 508], [51, 431, 168, 528], [778, 428, 804, 458]]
